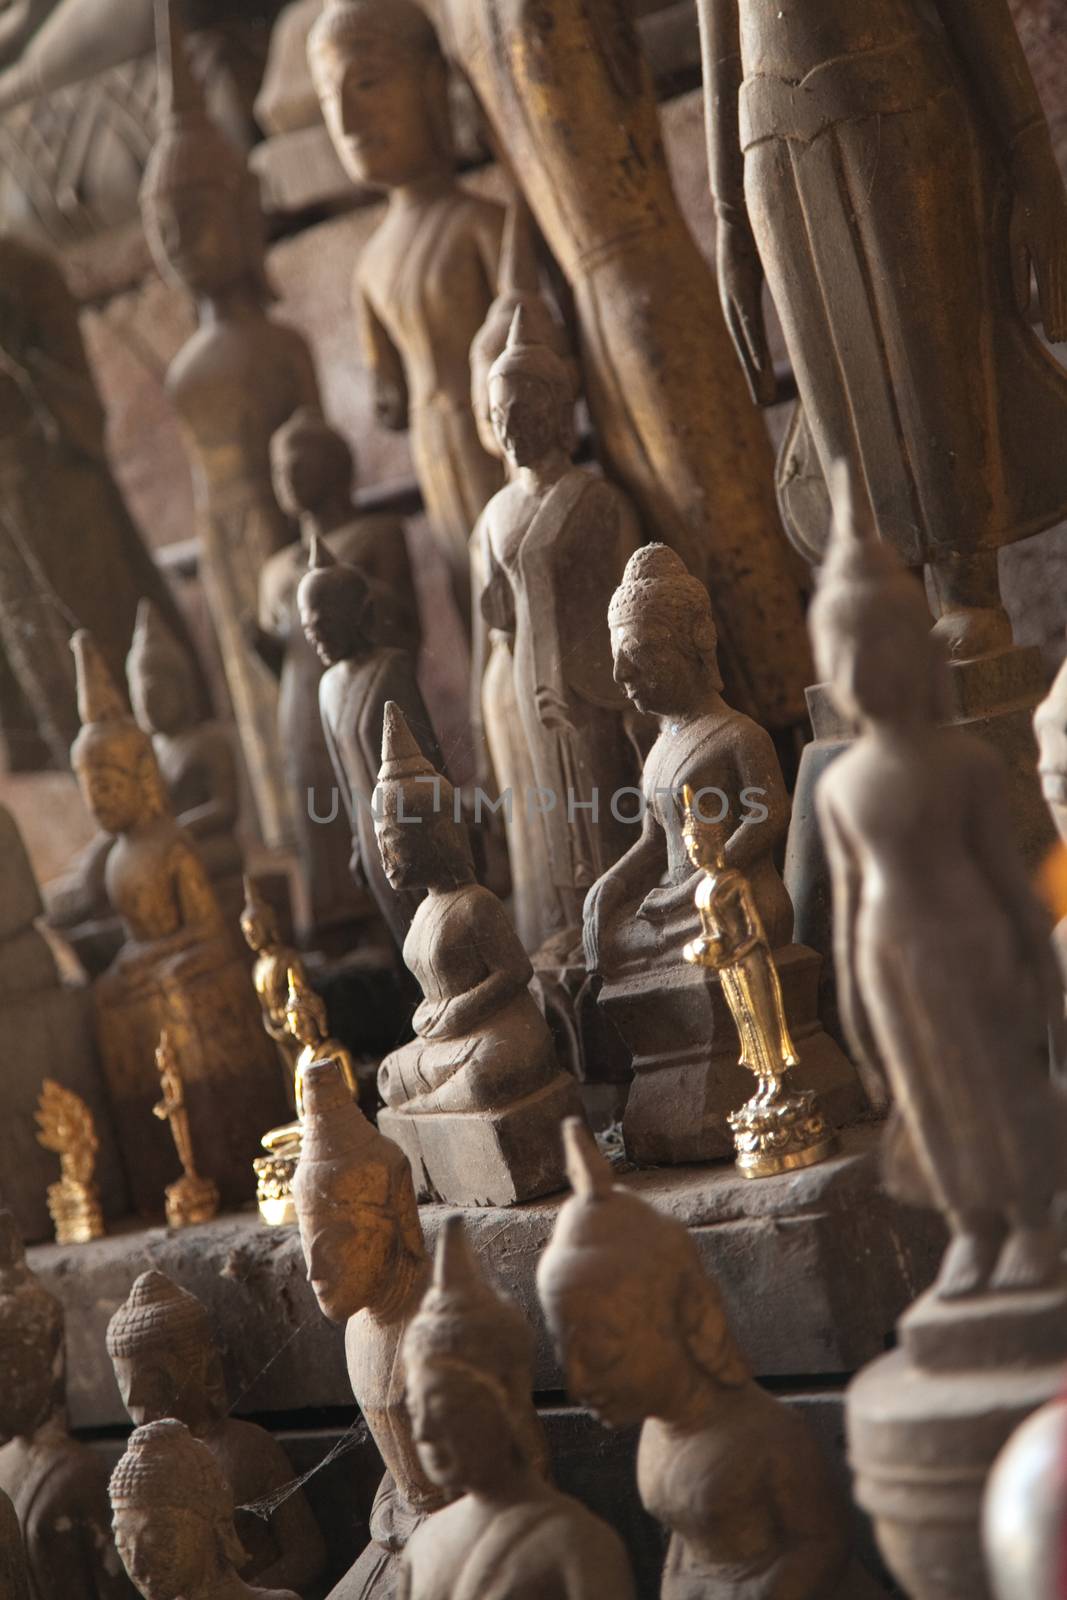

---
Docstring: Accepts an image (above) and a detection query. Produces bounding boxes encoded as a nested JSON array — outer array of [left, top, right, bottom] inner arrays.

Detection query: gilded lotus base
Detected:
[[254, 1123, 301, 1227], [728, 1078, 837, 1179], [164, 1172, 220, 1228], [47, 1181, 105, 1244]]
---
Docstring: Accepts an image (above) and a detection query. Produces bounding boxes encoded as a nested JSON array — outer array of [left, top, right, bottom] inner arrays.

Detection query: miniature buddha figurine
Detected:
[[699, 0, 1067, 658], [374, 701, 583, 1205], [307, 0, 505, 631], [813, 471, 1067, 1299], [69, 628, 287, 1216], [257, 408, 419, 936], [285, 964, 360, 1115], [418, 0, 812, 732], [0, 1484, 30, 1600], [107, 1271, 325, 1594], [35, 1078, 105, 1244], [110, 1420, 300, 1600], [141, 0, 321, 846], [240, 874, 306, 1083], [681, 788, 836, 1179], [153, 1028, 220, 1228], [0, 232, 207, 771], [537, 1121, 854, 1600], [583, 544, 863, 1164], [291, 1059, 442, 1600], [477, 308, 640, 956], [0, 1211, 134, 1600], [399, 1215, 634, 1600], [299, 540, 444, 950]]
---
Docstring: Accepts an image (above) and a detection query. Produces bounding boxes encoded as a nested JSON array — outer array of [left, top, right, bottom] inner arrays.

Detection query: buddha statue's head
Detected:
[[812, 463, 942, 729], [270, 407, 355, 526], [374, 700, 472, 894], [607, 543, 723, 719], [471, 201, 574, 460], [71, 630, 168, 836], [239, 875, 280, 956], [292, 1060, 426, 1323], [297, 536, 372, 667], [404, 1215, 546, 1497], [110, 1419, 248, 1600], [126, 599, 197, 738], [537, 1121, 749, 1430], [106, 1272, 226, 1434], [141, 0, 269, 301], [285, 965, 328, 1050], [308, 0, 452, 192], [487, 307, 576, 473], [0, 1212, 64, 1442]]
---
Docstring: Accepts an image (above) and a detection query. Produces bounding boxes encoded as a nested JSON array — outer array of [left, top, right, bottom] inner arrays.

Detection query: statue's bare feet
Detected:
[[934, 1232, 996, 1299], [991, 1227, 1060, 1293], [930, 605, 1013, 663]]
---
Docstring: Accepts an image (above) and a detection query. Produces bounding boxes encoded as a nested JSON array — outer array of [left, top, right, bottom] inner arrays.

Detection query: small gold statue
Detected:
[[681, 785, 835, 1178], [34, 1080, 105, 1244], [153, 1029, 220, 1228], [253, 968, 360, 1227], [240, 874, 305, 1084]]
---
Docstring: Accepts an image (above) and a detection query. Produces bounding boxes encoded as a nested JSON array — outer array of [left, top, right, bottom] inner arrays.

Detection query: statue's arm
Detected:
[[753, 1451, 848, 1600], [583, 803, 663, 972], [723, 723, 790, 873], [561, 1523, 636, 1600], [173, 844, 226, 940], [696, 0, 776, 404], [934, 0, 1067, 339], [470, 508, 495, 792], [473, 200, 507, 300], [250, 1436, 327, 1594], [815, 784, 890, 1112], [419, 891, 531, 1037], [355, 275, 409, 432], [176, 738, 240, 838]]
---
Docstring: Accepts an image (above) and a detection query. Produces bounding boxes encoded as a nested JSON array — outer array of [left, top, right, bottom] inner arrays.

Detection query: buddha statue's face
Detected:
[[271, 432, 348, 521], [0, 1335, 58, 1440], [294, 1175, 398, 1323], [146, 185, 246, 297], [489, 373, 560, 472], [541, 1271, 682, 1429], [285, 1000, 322, 1049], [407, 1361, 516, 1495], [610, 621, 687, 718], [75, 756, 142, 834], [114, 1505, 216, 1600], [298, 579, 367, 667], [240, 910, 269, 952], [311, 30, 445, 191], [112, 1345, 218, 1432], [375, 810, 427, 892], [130, 672, 190, 739]]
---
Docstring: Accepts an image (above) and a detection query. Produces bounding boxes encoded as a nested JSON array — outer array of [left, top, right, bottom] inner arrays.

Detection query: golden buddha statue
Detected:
[[34, 1078, 105, 1244], [153, 1030, 220, 1228], [681, 786, 835, 1178], [70, 629, 286, 1217], [240, 875, 306, 1085]]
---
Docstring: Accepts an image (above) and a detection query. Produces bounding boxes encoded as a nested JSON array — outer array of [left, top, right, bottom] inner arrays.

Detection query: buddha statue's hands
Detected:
[[716, 212, 778, 407], [583, 872, 626, 973], [535, 685, 577, 736], [1010, 125, 1067, 342], [374, 375, 409, 433]]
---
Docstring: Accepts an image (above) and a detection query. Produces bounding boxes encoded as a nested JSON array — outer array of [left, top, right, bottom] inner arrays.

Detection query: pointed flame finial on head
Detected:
[[379, 699, 430, 781], [433, 1213, 482, 1294], [562, 1118, 613, 1201], [71, 629, 126, 726]]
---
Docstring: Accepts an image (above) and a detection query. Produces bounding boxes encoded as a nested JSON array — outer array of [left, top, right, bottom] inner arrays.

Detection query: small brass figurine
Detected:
[[681, 786, 836, 1179], [34, 1079, 106, 1244], [153, 1030, 220, 1229], [240, 876, 306, 1084], [253, 969, 360, 1227]]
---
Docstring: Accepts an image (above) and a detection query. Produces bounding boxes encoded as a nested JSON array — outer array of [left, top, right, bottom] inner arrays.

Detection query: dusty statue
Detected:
[[257, 407, 419, 936], [0, 1211, 134, 1600], [299, 538, 444, 951], [141, 0, 321, 846], [537, 1121, 854, 1600], [373, 700, 584, 1206], [583, 544, 863, 1164], [307, 0, 505, 630], [0, 232, 206, 771], [35, 1078, 105, 1244], [290, 1058, 441, 1600], [107, 1271, 325, 1593], [0, 1483, 29, 1600], [152, 1028, 221, 1228], [1035, 651, 1067, 849], [110, 1419, 300, 1600], [417, 0, 812, 730], [69, 628, 286, 1217], [982, 1394, 1067, 1600], [814, 473, 1067, 1300], [698, 0, 1067, 658], [477, 307, 639, 956], [398, 1214, 634, 1600]]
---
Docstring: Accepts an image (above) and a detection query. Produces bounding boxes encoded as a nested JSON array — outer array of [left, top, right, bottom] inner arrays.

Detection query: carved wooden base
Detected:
[[378, 1073, 585, 1207], [848, 1278, 1067, 1600], [598, 944, 867, 1165]]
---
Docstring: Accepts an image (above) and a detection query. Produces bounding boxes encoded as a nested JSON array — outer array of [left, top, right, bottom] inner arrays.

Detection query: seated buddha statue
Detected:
[[69, 629, 286, 1216], [373, 701, 584, 1206], [581, 546, 865, 1165]]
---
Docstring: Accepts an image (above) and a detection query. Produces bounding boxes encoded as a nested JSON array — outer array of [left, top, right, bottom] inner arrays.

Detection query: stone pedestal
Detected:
[[378, 1072, 585, 1207], [785, 644, 1058, 1042], [848, 1279, 1067, 1600], [599, 943, 868, 1165]]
